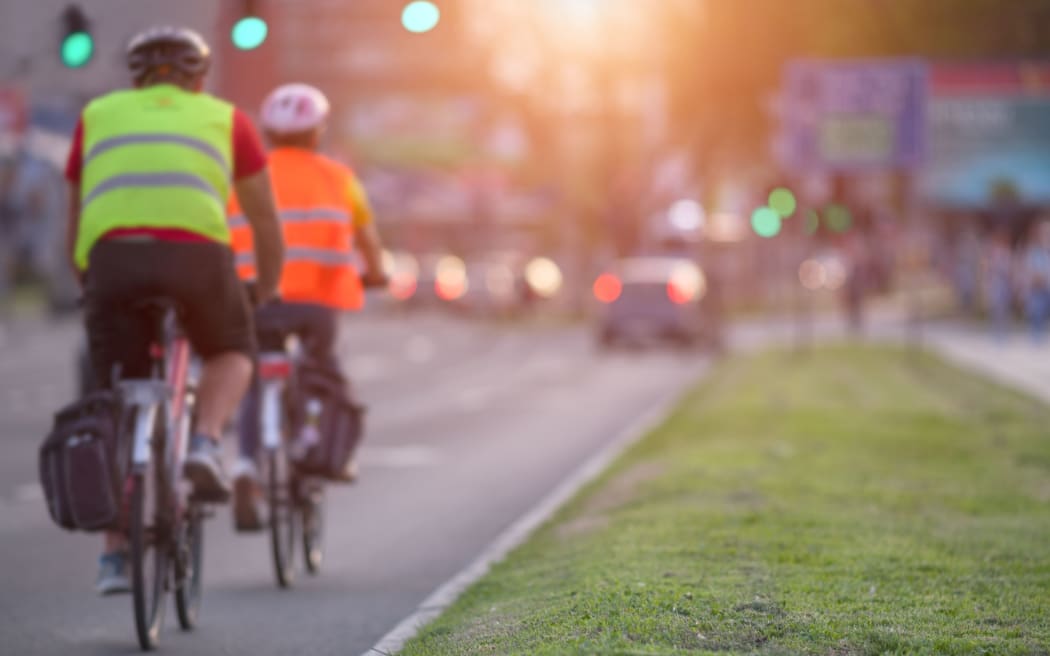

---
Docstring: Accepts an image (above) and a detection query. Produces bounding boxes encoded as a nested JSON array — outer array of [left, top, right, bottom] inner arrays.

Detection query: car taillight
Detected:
[[593, 273, 622, 304], [436, 278, 467, 301], [667, 280, 693, 304], [389, 273, 418, 301], [435, 255, 468, 301], [667, 264, 706, 305]]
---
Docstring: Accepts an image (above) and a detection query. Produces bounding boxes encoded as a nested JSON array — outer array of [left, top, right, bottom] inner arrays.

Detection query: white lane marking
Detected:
[[404, 335, 436, 364], [359, 445, 441, 469], [13, 483, 44, 503], [359, 375, 703, 656]]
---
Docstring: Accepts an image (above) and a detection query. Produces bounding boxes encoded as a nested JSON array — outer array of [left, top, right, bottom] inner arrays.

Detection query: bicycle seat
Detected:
[[132, 296, 183, 317], [254, 314, 301, 349]]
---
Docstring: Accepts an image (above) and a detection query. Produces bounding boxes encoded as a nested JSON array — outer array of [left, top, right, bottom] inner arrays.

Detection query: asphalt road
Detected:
[[0, 312, 705, 655]]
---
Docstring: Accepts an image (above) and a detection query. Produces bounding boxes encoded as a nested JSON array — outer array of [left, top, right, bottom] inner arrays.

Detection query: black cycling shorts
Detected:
[[84, 239, 255, 387]]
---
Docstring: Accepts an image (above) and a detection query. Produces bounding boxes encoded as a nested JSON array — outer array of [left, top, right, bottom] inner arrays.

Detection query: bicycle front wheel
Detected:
[[129, 464, 170, 651], [174, 502, 204, 630], [267, 448, 298, 588]]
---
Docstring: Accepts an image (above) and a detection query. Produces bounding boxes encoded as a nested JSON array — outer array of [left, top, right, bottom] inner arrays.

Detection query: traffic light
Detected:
[[768, 187, 797, 219], [750, 206, 782, 238], [60, 5, 94, 68], [401, 1, 441, 33], [231, 0, 268, 50]]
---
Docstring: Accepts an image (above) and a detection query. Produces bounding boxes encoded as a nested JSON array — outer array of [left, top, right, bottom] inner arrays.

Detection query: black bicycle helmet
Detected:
[[126, 26, 211, 83]]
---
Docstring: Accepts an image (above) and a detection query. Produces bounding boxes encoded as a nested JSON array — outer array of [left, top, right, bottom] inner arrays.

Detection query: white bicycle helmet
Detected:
[[260, 84, 330, 135], [126, 26, 211, 84]]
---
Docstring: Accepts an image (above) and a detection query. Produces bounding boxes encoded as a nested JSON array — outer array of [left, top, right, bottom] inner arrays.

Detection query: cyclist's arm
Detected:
[[347, 175, 384, 278], [234, 170, 284, 302], [66, 183, 81, 281], [64, 118, 84, 281]]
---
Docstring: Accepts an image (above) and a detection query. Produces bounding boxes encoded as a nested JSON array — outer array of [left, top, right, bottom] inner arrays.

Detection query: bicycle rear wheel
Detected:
[[300, 479, 325, 574], [267, 448, 298, 587], [174, 502, 204, 630], [129, 460, 170, 651]]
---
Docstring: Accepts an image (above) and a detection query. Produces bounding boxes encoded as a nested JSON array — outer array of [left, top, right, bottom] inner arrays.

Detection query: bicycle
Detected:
[[117, 298, 209, 650], [253, 317, 327, 588]]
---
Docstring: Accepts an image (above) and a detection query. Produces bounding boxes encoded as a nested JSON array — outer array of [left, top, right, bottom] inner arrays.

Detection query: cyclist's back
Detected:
[[65, 26, 284, 594], [226, 83, 387, 531]]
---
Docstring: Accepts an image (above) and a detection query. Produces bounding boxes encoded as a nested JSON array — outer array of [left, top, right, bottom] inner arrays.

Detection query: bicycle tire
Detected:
[[268, 448, 297, 588], [129, 465, 169, 651], [301, 480, 325, 575], [174, 502, 204, 630]]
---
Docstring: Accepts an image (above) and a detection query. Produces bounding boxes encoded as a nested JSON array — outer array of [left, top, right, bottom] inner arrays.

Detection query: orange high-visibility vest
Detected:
[[229, 148, 365, 310]]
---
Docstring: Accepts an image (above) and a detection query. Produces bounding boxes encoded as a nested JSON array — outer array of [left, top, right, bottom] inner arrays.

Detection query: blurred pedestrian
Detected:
[[983, 229, 1014, 342], [955, 226, 981, 315], [842, 230, 870, 335], [1021, 220, 1050, 343]]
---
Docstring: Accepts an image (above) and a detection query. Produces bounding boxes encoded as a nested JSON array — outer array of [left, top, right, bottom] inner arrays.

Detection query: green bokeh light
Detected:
[[402, 1, 441, 33], [231, 16, 268, 50], [825, 204, 853, 233], [61, 32, 94, 68], [768, 187, 797, 218], [751, 206, 782, 238]]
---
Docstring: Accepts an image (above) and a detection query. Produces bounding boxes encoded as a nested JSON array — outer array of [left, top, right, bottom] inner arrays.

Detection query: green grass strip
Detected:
[[401, 346, 1050, 656]]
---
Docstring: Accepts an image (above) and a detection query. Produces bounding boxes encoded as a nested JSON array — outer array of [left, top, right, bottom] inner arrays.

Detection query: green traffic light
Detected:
[[402, 1, 440, 33], [768, 187, 797, 218], [825, 204, 853, 233], [231, 16, 268, 50], [751, 206, 782, 238], [61, 31, 93, 68]]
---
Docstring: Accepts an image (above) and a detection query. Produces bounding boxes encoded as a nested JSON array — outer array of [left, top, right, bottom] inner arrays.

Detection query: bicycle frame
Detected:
[[119, 312, 196, 503], [258, 334, 301, 452]]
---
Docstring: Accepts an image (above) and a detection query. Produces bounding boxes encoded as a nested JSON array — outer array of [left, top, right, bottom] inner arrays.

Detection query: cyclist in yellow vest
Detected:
[[64, 27, 284, 594], [226, 84, 387, 530]]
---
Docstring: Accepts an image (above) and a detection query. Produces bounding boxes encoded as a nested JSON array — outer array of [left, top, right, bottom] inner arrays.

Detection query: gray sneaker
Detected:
[[183, 434, 231, 502], [95, 551, 130, 596]]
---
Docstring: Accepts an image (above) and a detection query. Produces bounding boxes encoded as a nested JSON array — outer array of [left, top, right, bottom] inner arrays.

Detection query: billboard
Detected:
[[920, 62, 1050, 209], [781, 59, 926, 171]]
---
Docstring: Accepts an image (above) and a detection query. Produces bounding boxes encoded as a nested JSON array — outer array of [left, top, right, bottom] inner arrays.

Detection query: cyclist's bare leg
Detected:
[[195, 352, 252, 440], [104, 532, 127, 552]]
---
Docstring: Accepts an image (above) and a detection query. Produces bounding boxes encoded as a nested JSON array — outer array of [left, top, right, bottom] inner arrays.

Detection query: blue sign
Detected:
[[782, 59, 927, 171], [920, 62, 1050, 209]]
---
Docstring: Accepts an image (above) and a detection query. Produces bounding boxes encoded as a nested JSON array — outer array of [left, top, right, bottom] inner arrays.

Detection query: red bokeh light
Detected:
[[593, 274, 622, 304]]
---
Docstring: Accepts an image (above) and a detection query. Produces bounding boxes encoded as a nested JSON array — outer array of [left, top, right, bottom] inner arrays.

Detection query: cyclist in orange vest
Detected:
[[226, 83, 386, 530]]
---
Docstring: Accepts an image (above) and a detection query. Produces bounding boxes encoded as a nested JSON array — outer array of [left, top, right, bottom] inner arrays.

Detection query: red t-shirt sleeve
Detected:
[[64, 117, 85, 184], [231, 108, 268, 180]]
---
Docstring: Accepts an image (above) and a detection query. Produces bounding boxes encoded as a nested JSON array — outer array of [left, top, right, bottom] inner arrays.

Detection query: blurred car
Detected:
[[456, 253, 521, 318], [593, 255, 720, 349], [384, 251, 466, 310]]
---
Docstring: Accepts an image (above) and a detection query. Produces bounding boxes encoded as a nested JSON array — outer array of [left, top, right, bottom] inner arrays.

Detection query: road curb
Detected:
[[359, 375, 700, 656]]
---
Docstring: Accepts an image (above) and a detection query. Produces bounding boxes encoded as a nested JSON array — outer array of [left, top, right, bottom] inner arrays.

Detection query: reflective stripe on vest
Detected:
[[83, 133, 231, 178], [228, 207, 351, 229], [82, 171, 224, 210], [236, 246, 353, 268]]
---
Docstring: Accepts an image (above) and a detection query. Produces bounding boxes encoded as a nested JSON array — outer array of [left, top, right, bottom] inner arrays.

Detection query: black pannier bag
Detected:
[[290, 359, 365, 481], [39, 391, 123, 531]]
